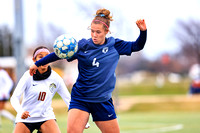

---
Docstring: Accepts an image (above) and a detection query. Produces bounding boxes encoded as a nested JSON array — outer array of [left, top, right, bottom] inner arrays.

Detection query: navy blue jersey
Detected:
[[35, 30, 147, 103]]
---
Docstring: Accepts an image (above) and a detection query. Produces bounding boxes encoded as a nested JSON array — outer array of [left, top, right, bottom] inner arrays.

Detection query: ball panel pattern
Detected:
[[53, 34, 78, 59]]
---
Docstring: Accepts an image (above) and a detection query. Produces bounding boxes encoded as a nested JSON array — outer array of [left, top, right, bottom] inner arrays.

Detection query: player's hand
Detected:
[[136, 19, 147, 31], [21, 111, 30, 119], [29, 64, 38, 76]]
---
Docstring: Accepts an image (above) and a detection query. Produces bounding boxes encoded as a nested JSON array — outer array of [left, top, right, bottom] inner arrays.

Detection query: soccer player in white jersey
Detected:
[[0, 65, 15, 127], [10, 46, 71, 133]]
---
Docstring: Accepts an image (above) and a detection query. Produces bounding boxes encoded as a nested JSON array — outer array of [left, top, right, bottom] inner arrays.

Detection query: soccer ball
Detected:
[[53, 34, 78, 59]]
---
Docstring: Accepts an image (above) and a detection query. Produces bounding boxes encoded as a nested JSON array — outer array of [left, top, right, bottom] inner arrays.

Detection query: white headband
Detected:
[[33, 48, 50, 58]]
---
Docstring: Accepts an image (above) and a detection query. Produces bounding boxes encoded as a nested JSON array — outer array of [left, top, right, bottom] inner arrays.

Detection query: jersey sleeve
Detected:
[[114, 30, 147, 55], [10, 72, 29, 115], [56, 75, 71, 107], [67, 52, 78, 62], [35, 52, 62, 67]]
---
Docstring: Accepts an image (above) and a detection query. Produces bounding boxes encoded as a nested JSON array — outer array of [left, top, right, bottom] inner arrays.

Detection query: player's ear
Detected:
[[32, 57, 36, 63], [105, 29, 109, 34]]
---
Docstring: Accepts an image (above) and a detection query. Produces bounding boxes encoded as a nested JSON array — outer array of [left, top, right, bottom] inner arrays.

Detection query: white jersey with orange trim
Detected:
[[10, 70, 71, 123]]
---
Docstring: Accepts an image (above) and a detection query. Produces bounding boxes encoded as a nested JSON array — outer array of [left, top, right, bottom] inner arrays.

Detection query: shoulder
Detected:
[[104, 37, 124, 47], [97, 37, 115, 47], [50, 70, 65, 88], [78, 38, 91, 46], [113, 38, 128, 46], [114, 38, 124, 43], [107, 37, 115, 41], [17, 70, 32, 82], [107, 37, 121, 44], [51, 70, 63, 80], [23, 71, 32, 79], [78, 38, 88, 44], [78, 38, 91, 49]]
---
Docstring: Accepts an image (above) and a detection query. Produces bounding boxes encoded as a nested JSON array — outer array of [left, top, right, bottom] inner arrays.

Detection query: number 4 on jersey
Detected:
[[92, 58, 99, 67]]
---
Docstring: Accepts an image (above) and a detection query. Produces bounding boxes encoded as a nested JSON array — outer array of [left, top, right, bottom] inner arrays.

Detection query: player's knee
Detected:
[[67, 124, 84, 133]]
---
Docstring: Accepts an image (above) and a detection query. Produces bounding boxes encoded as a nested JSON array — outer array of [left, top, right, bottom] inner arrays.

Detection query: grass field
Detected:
[[1, 108, 200, 133], [56, 111, 200, 133], [1, 77, 199, 133], [1, 95, 200, 133], [116, 77, 190, 96]]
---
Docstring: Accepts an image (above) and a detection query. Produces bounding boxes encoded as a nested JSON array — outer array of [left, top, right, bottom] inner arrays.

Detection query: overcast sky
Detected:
[[1, 0, 200, 60]]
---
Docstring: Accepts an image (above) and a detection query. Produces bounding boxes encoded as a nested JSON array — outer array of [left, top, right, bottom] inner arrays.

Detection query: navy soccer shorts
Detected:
[[69, 98, 117, 121]]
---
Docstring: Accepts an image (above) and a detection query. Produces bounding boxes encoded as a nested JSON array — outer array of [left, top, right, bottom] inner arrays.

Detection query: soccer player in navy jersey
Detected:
[[29, 8, 147, 133]]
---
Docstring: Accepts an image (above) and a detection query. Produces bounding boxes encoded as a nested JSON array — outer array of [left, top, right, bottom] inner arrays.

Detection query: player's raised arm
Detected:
[[29, 35, 78, 76], [29, 52, 60, 76]]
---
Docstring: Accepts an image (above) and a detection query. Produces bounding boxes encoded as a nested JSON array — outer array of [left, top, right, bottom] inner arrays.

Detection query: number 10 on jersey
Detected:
[[38, 92, 46, 101]]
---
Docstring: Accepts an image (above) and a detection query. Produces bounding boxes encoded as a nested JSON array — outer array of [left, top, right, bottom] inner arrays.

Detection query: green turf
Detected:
[[118, 111, 200, 133], [2, 110, 200, 133], [1, 77, 197, 133], [116, 79, 190, 96], [53, 77, 190, 99], [0, 117, 14, 133], [56, 111, 200, 133]]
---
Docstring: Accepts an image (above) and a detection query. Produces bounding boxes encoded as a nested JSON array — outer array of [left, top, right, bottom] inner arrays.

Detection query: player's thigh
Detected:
[[95, 118, 120, 133], [13, 122, 30, 133], [67, 109, 89, 133], [40, 119, 61, 133]]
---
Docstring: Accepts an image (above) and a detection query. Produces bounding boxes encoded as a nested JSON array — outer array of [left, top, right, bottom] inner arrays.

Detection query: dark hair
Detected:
[[33, 46, 50, 58], [92, 8, 113, 31]]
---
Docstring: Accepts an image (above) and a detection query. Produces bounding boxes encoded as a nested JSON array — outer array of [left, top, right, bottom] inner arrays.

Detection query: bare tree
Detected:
[[174, 19, 200, 66]]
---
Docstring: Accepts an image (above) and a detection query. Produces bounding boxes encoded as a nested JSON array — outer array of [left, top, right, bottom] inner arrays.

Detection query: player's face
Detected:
[[33, 52, 49, 72], [91, 23, 108, 45]]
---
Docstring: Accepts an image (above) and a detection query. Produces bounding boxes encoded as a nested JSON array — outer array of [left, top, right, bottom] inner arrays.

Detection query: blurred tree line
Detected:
[[0, 26, 13, 56], [115, 18, 200, 76], [0, 18, 200, 76]]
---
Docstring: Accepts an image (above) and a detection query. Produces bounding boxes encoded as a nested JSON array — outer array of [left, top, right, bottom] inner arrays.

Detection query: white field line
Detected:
[[121, 124, 183, 133]]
